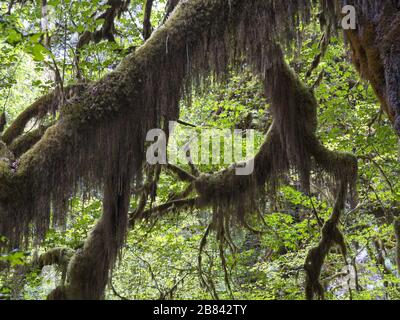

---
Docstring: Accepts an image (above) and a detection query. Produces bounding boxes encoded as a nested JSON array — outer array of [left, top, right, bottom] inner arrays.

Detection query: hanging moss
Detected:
[[326, 1, 400, 130], [0, 0, 312, 248], [132, 38, 358, 300], [0, 0, 365, 300]]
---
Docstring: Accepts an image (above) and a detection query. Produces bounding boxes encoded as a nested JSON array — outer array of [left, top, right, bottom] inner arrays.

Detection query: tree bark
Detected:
[[342, 1, 400, 132], [143, 0, 154, 40]]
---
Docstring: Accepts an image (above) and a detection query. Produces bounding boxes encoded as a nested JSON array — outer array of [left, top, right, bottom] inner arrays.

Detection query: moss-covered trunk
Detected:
[[48, 148, 133, 300], [342, 1, 400, 132]]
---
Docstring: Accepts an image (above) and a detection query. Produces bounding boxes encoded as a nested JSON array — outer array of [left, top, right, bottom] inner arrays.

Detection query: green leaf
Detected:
[[7, 29, 22, 44]]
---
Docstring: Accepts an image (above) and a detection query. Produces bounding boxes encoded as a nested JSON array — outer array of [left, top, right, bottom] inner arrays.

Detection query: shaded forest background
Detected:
[[0, 0, 400, 300]]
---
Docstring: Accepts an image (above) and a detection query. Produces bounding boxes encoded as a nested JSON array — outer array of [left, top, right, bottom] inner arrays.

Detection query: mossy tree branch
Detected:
[[1, 0, 398, 301]]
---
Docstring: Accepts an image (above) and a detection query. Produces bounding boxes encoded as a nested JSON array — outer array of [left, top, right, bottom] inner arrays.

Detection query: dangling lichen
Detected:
[[132, 37, 358, 300], [0, 0, 364, 300]]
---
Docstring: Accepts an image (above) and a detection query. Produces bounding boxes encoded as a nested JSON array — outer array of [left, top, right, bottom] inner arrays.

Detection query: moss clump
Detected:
[[9, 125, 52, 158]]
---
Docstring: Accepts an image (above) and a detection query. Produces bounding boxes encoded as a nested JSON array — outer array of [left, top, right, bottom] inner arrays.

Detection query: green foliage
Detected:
[[0, 250, 29, 267]]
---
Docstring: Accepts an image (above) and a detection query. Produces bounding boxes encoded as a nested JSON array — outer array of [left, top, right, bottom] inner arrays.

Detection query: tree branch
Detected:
[[143, 0, 154, 41]]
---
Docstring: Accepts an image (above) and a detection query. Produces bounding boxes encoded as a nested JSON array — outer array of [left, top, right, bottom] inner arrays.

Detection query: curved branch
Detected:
[[9, 124, 52, 158], [74, 0, 130, 79], [165, 164, 196, 182], [162, 0, 180, 24], [130, 197, 199, 223], [37, 247, 75, 285], [2, 93, 54, 145], [143, 0, 154, 41], [76, 0, 129, 50], [2, 84, 87, 146], [38, 247, 75, 269], [304, 181, 348, 300]]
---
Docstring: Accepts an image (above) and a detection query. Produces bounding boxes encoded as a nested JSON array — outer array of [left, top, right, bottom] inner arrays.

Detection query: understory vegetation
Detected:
[[1, 0, 400, 300]]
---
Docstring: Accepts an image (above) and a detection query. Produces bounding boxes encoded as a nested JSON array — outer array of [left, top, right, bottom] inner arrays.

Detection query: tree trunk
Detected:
[[343, 1, 400, 132]]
